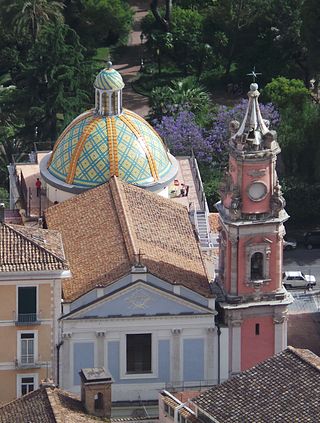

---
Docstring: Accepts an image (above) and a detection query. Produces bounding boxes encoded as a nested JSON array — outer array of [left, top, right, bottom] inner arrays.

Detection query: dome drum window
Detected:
[[96, 89, 122, 117]]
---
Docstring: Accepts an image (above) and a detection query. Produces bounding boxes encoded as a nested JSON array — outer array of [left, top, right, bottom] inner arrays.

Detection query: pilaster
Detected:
[[171, 329, 182, 383]]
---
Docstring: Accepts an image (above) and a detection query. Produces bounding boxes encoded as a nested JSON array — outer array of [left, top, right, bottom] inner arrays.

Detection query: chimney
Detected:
[[79, 367, 113, 418]]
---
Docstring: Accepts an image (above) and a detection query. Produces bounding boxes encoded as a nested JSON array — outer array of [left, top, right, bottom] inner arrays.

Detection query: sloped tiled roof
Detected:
[[45, 177, 210, 302], [192, 346, 320, 422], [0, 223, 68, 272], [0, 386, 103, 423]]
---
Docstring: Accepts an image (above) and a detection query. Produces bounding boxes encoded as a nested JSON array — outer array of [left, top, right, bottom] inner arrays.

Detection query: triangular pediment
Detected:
[[66, 282, 211, 319]]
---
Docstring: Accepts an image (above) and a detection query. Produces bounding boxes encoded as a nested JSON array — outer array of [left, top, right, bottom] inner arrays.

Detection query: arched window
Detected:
[[251, 252, 263, 280], [94, 392, 104, 410], [102, 93, 108, 114]]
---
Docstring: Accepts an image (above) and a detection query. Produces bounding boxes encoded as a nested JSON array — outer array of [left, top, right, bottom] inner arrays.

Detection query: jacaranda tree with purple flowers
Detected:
[[155, 99, 280, 165], [154, 99, 280, 210]]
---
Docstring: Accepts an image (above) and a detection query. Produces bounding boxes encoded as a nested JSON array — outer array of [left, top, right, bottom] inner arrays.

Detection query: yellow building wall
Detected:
[[0, 281, 53, 321], [0, 368, 48, 405], [0, 285, 16, 320], [39, 283, 53, 319]]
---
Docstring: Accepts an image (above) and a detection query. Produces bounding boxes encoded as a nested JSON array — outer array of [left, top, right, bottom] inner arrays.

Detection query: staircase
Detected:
[[195, 210, 212, 248]]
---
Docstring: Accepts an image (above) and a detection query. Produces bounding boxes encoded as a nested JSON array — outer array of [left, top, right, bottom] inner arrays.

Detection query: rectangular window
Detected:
[[255, 323, 260, 336], [21, 333, 35, 364], [126, 334, 152, 374], [21, 376, 34, 395], [18, 287, 37, 323]]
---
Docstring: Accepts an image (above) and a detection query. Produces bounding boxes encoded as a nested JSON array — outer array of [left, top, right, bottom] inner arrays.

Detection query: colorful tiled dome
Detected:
[[46, 109, 175, 189], [94, 67, 125, 91]]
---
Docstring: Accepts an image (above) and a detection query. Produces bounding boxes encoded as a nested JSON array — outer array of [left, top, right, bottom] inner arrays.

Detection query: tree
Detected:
[[7, 0, 64, 42], [150, 0, 172, 32], [11, 22, 93, 144], [149, 77, 211, 125], [64, 0, 133, 50], [263, 77, 310, 109]]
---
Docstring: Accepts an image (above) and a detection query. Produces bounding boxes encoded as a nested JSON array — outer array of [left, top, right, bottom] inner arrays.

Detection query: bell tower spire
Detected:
[[216, 81, 292, 375]]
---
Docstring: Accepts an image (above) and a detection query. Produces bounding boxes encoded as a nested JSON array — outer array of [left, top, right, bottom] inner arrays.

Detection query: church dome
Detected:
[[41, 64, 178, 194], [43, 108, 176, 191]]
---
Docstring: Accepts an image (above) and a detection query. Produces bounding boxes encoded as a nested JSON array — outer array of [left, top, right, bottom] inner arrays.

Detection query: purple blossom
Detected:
[[154, 100, 280, 164]]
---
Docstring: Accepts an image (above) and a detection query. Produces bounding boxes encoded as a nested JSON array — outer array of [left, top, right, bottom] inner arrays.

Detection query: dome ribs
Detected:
[[66, 117, 101, 185], [124, 109, 168, 150], [106, 117, 119, 177], [119, 114, 159, 181], [47, 110, 94, 167]]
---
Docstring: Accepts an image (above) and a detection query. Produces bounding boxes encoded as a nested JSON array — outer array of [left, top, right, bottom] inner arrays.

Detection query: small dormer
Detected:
[[79, 367, 113, 418]]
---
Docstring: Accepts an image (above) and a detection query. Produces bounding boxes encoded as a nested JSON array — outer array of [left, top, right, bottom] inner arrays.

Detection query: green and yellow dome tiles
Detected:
[[94, 67, 125, 91], [43, 64, 178, 193], [47, 109, 173, 189]]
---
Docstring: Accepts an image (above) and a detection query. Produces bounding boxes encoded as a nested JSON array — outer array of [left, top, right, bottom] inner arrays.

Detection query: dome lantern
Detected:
[[94, 61, 124, 117]]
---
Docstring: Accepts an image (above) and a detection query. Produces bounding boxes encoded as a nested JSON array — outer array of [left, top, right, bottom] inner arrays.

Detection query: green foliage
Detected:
[[263, 77, 310, 108], [0, 187, 9, 206], [5, 0, 64, 42], [149, 77, 212, 125], [199, 164, 222, 211], [282, 179, 320, 224], [64, 0, 133, 51]]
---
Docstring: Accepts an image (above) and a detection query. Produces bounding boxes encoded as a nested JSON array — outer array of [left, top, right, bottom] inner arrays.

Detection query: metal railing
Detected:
[[190, 154, 209, 214], [15, 313, 40, 325]]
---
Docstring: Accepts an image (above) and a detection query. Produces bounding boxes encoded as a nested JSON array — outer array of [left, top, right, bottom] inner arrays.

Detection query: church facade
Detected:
[[45, 178, 229, 401]]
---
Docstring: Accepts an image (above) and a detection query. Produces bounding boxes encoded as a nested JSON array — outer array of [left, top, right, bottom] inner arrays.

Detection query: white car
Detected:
[[282, 271, 316, 289], [283, 239, 297, 250]]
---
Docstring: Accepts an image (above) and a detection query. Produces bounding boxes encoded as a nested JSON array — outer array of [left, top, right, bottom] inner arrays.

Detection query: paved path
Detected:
[[113, 0, 150, 117]]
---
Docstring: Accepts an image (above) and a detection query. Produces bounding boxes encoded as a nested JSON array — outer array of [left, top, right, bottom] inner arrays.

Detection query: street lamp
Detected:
[[140, 32, 145, 72]]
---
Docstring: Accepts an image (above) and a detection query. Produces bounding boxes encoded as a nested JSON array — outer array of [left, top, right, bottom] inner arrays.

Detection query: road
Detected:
[[283, 247, 320, 288], [283, 247, 320, 313]]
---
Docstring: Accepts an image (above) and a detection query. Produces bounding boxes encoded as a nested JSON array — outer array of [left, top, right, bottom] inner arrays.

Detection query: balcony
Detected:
[[15, 313, 40, 326], [15, 357, 41, 369]]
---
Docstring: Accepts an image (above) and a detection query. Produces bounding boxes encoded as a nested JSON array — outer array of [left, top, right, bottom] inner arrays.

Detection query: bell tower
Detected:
[[216, 82, 292, 374]]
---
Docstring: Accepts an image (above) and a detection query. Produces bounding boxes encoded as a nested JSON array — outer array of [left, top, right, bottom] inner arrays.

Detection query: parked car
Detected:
[[282, 271, 316, 289], [304, 231, 320, 249], [283, 239, 297, 250]]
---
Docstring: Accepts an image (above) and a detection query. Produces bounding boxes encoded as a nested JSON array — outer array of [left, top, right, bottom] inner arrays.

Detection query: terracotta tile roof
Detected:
[[192, 346, 320, 422], [0, 386, 103, 422], [45, 177, 211, 302], [208, 213, 220, 233], [0, 223, 68, 272], [162, 392, 199, 423]]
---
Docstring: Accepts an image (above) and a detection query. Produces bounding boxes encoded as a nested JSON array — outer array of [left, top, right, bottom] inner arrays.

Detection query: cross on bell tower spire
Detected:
[[246, 66, 262, 83]]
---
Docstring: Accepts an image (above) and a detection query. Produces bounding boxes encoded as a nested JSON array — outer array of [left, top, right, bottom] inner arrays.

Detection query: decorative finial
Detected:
[[246, 66, 262, 83], [106, 60, 113, 70]]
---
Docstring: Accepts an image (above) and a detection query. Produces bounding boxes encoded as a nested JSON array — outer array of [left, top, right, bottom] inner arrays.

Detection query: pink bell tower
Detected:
[[216, 82, 292, 374]]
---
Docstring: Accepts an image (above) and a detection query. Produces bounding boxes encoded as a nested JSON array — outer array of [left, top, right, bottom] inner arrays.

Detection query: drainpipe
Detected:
[[56, 341, 63, 387], [217, 323, 221, 384]]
